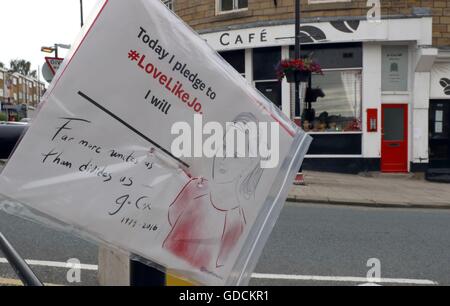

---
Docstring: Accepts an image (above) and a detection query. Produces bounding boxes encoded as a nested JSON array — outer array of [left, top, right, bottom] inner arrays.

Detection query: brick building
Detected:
[[165, 0, 450, 177], [0, 67, 45, 121]]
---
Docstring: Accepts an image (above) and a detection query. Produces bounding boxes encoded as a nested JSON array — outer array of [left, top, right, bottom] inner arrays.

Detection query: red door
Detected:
[[381, 104, 408, 172]]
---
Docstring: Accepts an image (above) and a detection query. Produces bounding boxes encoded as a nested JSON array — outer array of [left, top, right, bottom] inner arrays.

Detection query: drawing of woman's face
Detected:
[[212, 124, 257, 185]]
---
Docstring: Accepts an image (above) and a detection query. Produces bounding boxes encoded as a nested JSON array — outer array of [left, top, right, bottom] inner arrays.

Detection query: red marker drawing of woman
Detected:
[[163, 113, 264, 271]]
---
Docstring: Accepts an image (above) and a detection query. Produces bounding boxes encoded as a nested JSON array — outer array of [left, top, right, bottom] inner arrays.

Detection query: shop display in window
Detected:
[[301, 70, 362, 133]]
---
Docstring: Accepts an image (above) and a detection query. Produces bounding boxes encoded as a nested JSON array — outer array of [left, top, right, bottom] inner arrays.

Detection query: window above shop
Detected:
[[217, 0, 248, 14]]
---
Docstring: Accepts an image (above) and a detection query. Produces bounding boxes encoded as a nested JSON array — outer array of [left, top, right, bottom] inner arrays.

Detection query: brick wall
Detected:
[[174, 0, 450, 47]]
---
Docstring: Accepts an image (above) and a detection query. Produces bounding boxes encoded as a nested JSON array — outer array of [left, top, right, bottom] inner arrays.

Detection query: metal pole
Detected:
[[54, 44, 59, 58], [38, 65, 41, 104], [0, 232, 43, 286], [80, 0, 84, 28], [294, 0, 301, 118], [295, 0, 304, 177]]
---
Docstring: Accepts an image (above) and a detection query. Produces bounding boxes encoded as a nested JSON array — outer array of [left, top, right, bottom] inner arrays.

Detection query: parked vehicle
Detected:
[[0, 122, 28, 159]]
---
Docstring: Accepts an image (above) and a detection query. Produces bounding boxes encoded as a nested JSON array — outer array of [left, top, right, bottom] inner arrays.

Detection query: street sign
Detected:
[[41, 63, 54, 83], [45, 57, 64, 75]]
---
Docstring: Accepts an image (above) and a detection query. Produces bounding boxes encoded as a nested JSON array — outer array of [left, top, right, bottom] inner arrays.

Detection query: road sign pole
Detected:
[[294, 0, 301, 118], [294, 0, 306, 184], [80, 0, 84, 28], [0, 232, 43, 286]]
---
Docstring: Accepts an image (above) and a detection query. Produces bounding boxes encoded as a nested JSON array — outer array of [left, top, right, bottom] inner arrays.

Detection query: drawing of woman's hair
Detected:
[[231, 112, 265, 201]]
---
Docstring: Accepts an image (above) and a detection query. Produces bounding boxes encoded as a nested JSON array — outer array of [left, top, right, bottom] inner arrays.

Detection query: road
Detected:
[[1, 202, 449, 286]]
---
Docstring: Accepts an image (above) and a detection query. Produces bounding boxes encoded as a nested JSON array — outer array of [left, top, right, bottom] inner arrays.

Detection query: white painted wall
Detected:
[[412, 71, 430, 164], [362, 43, 382, 159]]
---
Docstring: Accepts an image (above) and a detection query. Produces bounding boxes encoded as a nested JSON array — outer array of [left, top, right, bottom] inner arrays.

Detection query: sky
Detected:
[[0, 0, 99, 82]]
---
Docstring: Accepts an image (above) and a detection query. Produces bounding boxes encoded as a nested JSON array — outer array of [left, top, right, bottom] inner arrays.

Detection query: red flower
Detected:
[[276, 58, 323, 80]]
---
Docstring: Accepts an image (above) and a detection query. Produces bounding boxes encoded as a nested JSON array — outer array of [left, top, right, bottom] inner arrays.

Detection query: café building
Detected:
[[172, 1, 450, 178]]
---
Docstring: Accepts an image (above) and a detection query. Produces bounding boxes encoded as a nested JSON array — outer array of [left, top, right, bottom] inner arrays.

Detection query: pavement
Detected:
[[289, 171, 450, 209]]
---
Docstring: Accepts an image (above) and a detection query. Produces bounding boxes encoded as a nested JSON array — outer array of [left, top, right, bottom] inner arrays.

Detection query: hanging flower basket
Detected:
[[276, 58, 323, 83]]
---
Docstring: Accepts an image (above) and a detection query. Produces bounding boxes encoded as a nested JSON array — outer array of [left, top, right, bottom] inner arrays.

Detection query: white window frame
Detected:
[[216, 0, 248, 15]]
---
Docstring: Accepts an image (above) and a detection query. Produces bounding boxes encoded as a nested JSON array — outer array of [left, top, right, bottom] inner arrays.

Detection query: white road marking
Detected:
[[0, 258, 439, 285], [251, 273, 438, 285], [0, 258, 97, 271], [0, 277, 61, 286]]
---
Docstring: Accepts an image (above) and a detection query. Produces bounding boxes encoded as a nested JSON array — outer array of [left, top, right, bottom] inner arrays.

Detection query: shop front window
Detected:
[[302, 69, 362, 133], [219, 49, 245, 78], [255, 82, 282, 109], [253, 47, 282, 109]]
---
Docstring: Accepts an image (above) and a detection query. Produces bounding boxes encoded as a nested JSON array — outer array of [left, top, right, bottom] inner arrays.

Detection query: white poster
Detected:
[[381, 45, 409, 92], [0, 0, 310, 285]]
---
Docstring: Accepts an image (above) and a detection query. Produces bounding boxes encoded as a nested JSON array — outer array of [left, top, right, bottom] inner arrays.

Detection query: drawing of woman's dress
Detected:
[[163, 178, 246, 271]]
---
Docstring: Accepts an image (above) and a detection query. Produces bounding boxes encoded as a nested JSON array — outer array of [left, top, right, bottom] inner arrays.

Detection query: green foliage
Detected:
[[9, 59, 32, 76], [1, 60, 37, 77], [0, 112, 7, 122]]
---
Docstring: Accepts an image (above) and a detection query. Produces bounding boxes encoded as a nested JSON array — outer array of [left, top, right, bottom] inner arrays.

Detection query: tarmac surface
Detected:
[[1, 202, 449, 286]]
